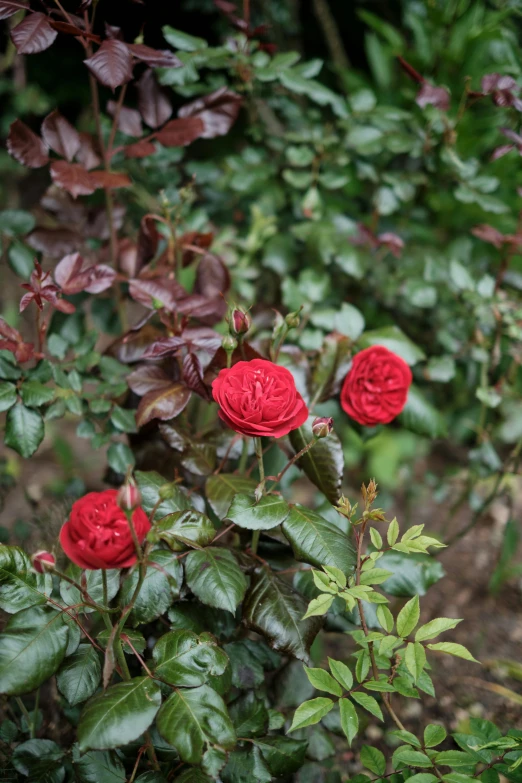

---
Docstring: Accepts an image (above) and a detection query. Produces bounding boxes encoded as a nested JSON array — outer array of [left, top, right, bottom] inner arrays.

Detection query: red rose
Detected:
[[212, 358, 308, 438], [340, 346, 412, 426], [59, 489, 150, 570]]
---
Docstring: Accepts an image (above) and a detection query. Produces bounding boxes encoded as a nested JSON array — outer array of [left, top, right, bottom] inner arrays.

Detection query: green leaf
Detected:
[[435, 751, 477, 767], [427, 643, 479, 662], [359, 325, 425, 365], [226, 493, 290, 530], [392, 746, 433, 768], [152, 630, 228, 686], [222, 746, 272, 783], [416, 618, 462, 641], [254, 736, 308, 777], [442, 775, 480, 783], [424, 724, 447, 747], [376, 605, 394, 632], [97, 628, 146, 656], [120, 550, 182, 624], [78, 677, 161, 752], [0, 545, 51, 613], [0, 382, 17, 413], [396, 595, 420, 637], [350, 691, 383, 720], [302, 593, 334, 618], [185, 548, 247, 614], [71, 747, 126, 783], [279, 70, 348, 118], [156, 684, 236, 764], [135, 470, 190, 519], [0, 209, 35, 236], [328, 658, 353, 691], [289, 417, 344, 504], [282, 504, 356, 572], [56, 644, 101, 706], [162, 25, 207, 51], [390, 729, 422, 747], [0, 606, 68, 695], [339, 698, 359, 745], [202, 747, 228, 778], [288, 697, 334, 731], [405, 775, 439, 783], [151, 510, 215, 551], [5, 404, 44, 458], [12, 738, 64, 779], [229, 690, 269, 738], [8, 241, 34, 279], [107, 442, 135, 475], [378, 550, 445, 597], [20, 381, 55, 408], [361, 745, 386, 775], [405, 641, 427, 682], [304, 666, 342, 696], [110, 406, 137, 433], [370, 527, 383, 549], [243, 565, 322, 661], [205, 474, 258, 520], [400, 385, 447, 438], [387, 518, 399, 546], [360, 568, 393, 585]]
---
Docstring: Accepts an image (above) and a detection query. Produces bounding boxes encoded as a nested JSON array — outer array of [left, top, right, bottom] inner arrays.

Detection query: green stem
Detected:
[[31, 689, 39, 739], [266, 436, 317, 491], [15, 697, 32, 733], [251, 438, 265, 555], [238, 437, 250, 474], [102, 569, 108, 609]]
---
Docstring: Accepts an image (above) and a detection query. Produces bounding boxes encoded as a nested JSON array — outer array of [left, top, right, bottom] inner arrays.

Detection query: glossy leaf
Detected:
[[205, 473, 257, 519], [56, 644, 101, 706], [71, 746, 126, 783], [5, 404, 44, 458], [78, 677, 161, 752], [229, 690, 269, 737], [135, 470, 191, 518], [120, 550, 183, 624], [0, 1, 29, 20], [282, 505, 356, 572], [11, 12, 57, 54], [84, 40, 133, 90], [41, 110, 81, 162], [185, 548, 248, 614], [135, 382, 191, 427], [289, 417, 344, 504], [156, 684, 236, 764], [137, 69, 173, 129], [304, 666, 342, 696], [0, 606, 68, 695], [288, 696, 334, 731], [254, 736, 308, 777], [0, 545, 51, 613], [153, 630, 228, 686], [155, 117, 204, 147], [178, 87, 242, 138], [152, 510, 215, 551], [50, 161, 97, 199], [7, 119, 49, 168], [339, 697, 359, 745], [243, 565, 322, 661], [358, 325, 425, 365], [226, 493, 290, 531]]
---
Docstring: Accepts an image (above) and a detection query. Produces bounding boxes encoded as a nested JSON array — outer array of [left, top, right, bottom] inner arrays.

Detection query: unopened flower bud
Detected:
[[229, 307, 251, 337], [159, 483, 176, 501], [32, 551, 55, 573], [117, 481, 142, 511], [312, 417, 334, 439], [222, 335, 238, 354], [285, 309, 301, 329]]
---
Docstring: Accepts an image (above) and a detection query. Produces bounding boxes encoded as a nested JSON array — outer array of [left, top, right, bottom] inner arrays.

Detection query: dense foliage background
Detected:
[[0, 0, 521, 781]]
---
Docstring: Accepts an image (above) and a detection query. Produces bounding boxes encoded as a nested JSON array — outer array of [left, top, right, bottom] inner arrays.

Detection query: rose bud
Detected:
[[229, 307, 251, 337], [32, 551, 55, 573], [222, 335, 238, 354], [117, 481, 142, 512], [312, 417, 334, 438], [285, 309, 301, 329]]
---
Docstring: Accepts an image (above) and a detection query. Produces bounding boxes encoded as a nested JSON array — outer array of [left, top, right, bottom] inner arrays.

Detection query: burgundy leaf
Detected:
[[0, 318, 23, 344], [471, 224, 505, 249], [137, 215, 160, 267], [500, 127, 522, 146], [40, 186, 86, 224], [11, 12, 57, 54], [377, 232, 404, 258], [135, 382, 191, 427], [107, 102, 143, 138], [126, 43, 182, 68], [7, 119, 49, 168], [76, 132, 102, 170], [204, 341, 264, 382], [416, 83, 450, 111], [137, 69, 172, 129], [118, 239, 139, 277], [491, 144, 515, 161], [54, 252, 86, 292], [183, 352, 211, 400], [89, 170, 132, 190], [129, 278, 186, 311], [86, 204, 125, 240], [84, 39, 133, 91], [124, 140, 156, 159], [181, 231, 214, 266], [482, 73, 517, 93], [177, 293, 227, 321], [26, 227, 82, 258], [141, 336, 186, 359], [83, 264, 116, 293], [194, 253, 231, 299], [154, 116, 204, 147], [0, 0, 29, 20], [397, 55, 424, 85], [178, 87, 242, 138], [50, 160, 97, 198], [105, 22, 123, 40], [0, 319, 37, 362], [182, 326, 223, 354], [127, 364, 174, 395], [41, 110, 81, 162], [108, 323, 163, 364], [20, 260, 75, 314], [49, 20, 101, 42]]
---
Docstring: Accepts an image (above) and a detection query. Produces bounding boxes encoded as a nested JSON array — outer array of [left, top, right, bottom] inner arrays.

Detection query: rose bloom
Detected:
[[60, 489, 150, 570], [212, 358, 308, 438], [340, 345, 412, 426]]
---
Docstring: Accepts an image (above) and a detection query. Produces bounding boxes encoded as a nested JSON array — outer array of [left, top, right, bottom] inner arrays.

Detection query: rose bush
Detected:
[[212, 358, 309, 438], [340, 346, 412, 426], [59, 490, 150, 569]]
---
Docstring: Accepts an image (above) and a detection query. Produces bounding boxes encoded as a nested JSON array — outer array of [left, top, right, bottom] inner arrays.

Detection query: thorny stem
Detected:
[[355, 521, 406, 732], [266, 436, 318, 490]]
